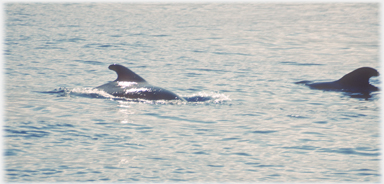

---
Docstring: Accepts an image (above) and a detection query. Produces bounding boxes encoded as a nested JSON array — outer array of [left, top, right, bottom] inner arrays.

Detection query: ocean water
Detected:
[[4, 3, 380, 183]]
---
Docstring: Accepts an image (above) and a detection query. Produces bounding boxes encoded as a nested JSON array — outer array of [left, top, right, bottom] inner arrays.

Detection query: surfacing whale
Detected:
[[96, 64, 185, 101], [296, 67, 379, 93]]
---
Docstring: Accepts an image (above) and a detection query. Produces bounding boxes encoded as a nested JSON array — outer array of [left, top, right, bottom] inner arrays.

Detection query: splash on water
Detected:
[[38, 88, 231, 104]]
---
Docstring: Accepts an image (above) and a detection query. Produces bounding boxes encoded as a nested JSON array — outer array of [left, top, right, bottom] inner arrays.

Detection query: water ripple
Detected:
[[317, 148, 380, 157]]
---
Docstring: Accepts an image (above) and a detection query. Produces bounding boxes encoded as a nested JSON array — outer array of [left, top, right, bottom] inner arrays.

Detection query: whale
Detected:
[[296, 67, 379, 93], [96, 64, 185, 101]]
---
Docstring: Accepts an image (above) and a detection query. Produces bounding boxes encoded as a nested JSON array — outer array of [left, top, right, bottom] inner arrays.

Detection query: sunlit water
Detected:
[[4, 3, 380, 182]]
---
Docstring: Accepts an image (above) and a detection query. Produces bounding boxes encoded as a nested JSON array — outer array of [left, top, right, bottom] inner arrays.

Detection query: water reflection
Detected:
[[117, 102, 135, 124], [344, 92, 378, 100]]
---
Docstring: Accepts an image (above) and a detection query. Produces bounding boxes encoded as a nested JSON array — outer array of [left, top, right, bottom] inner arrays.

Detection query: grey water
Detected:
[[4, 3, 380, 183]]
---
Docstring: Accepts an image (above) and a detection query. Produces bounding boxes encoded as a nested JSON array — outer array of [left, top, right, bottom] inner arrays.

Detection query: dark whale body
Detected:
[[96, 64, 185, 101], [296, 67, 379, 93]]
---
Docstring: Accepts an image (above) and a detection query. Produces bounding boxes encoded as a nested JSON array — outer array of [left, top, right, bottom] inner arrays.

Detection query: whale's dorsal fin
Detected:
[[108, 64, 147, 83], [337, 67, 379, 86]]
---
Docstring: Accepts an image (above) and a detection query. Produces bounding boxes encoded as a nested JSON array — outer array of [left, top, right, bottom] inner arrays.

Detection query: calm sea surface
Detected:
[[4, 3, 380, 183]]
